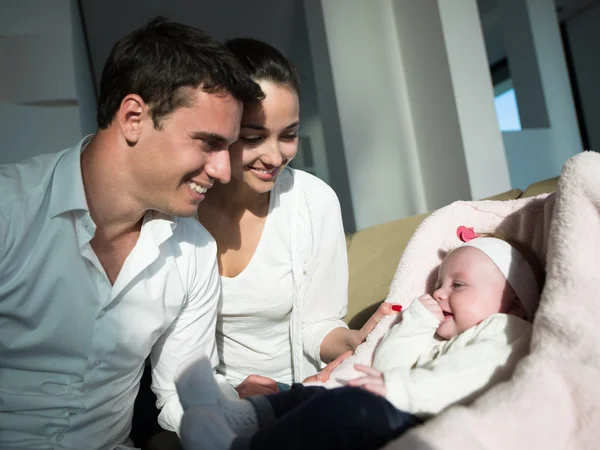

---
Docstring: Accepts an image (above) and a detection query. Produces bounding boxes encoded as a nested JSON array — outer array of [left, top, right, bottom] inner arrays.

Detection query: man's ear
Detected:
[[116, 94, 148, 146]]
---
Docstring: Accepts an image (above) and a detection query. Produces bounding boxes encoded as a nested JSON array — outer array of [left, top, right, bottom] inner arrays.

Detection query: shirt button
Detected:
[[55, 433, 64, 442], [94, 360, 101, 367], [82, 218, 89, 228]]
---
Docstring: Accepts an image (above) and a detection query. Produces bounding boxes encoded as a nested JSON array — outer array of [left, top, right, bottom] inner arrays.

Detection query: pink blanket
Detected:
[[381, 151, 600, 449]]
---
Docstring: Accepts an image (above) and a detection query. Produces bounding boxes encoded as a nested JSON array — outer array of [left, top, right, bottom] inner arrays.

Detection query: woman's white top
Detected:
[[218, 180, 295, 386], [216, 168, 349, 384]]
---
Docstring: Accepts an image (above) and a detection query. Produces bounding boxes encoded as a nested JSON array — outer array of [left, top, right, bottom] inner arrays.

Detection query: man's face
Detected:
[[131, 87, 242, 217]]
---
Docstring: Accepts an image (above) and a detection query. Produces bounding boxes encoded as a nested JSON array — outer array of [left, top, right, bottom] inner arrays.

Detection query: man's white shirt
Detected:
[[0, 137, 233, 449]]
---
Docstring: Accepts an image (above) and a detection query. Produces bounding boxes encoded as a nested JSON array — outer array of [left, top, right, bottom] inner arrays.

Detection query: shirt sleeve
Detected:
[[382, 319, 532, 417], [150, 238, 237, 434], [300, 183, 349, 367], [372, 299, 441, 371]]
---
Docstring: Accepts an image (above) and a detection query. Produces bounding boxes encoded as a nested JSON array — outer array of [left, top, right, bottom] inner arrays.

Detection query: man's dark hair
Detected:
[[225, 38, 300, 95], [97, 17, 263, 129]]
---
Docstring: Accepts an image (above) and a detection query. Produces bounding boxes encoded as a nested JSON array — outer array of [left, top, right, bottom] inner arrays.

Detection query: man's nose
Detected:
[[207, 150, 231, 184]]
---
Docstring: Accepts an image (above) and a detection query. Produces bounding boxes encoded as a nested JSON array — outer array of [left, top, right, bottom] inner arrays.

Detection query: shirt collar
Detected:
[[48, 135, 179, 233], [147, 211, 178, 234], [48, 135, 94, 219]]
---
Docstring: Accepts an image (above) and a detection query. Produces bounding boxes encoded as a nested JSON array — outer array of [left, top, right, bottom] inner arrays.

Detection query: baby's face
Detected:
[[433, 247, 512, 339]]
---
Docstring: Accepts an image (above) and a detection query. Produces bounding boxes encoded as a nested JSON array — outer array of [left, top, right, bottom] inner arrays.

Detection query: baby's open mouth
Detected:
[[443, 311, 453, 318]]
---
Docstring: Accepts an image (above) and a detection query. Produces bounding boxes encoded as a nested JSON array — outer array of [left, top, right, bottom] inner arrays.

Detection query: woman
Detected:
[[197, 38, 392, 397]]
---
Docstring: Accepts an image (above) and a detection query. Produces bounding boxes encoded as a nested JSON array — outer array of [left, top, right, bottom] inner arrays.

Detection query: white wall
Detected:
[[0, 0, 95, 165], [438, 0, 511, 200], [309, 0, 513, 230], [502, 129, 560, 190], [315, 0, 427, 230]]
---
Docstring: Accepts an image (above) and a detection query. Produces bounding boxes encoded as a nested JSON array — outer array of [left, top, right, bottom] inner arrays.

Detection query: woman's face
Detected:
[[229, 80, 300, 194]]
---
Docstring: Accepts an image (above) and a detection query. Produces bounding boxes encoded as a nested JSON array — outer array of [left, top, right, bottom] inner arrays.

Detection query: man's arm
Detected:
[[149, 243, 236, 434]]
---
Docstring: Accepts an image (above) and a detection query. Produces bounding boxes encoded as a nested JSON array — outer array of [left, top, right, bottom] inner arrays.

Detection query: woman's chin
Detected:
[[244, 176, 276, 194]]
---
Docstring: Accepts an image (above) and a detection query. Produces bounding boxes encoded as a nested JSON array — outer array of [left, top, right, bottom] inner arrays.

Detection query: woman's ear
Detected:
[[116, 94, 147, 146]]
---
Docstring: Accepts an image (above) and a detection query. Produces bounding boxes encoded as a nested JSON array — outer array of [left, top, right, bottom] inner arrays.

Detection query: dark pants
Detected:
[[240, 385, 422, 450]]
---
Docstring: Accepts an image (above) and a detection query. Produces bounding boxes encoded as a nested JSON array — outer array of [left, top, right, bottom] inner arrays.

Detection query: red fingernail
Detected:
[[391, 305, 403, 312]]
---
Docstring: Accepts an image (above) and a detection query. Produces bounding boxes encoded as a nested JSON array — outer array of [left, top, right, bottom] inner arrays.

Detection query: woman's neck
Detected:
[[202, 178, 270, 218]]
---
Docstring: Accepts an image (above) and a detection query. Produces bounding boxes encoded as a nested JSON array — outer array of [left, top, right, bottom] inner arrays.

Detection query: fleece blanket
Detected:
[[318, 187, 554, 390], [379, 151, 600, 449]]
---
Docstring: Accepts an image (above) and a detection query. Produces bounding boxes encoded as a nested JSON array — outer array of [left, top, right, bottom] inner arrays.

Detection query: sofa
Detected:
[[344, 176, 558, 330]]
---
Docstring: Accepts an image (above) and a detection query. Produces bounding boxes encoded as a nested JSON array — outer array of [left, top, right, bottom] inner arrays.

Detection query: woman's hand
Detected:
[[353, 302, 403, 348], [417, 294, 444, 322], [320, 303, 401, 362], [303, 350, 353, 384], [235, 375, 280, 398], [347, 364, 387, 397]]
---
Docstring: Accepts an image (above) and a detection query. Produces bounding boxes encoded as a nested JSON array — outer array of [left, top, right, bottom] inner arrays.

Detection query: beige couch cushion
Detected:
[[483, 188, 523, 201], [521, 177, 558, 198]]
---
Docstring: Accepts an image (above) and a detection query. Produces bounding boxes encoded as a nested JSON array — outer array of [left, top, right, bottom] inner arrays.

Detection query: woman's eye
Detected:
[[280, 133, 298, 141], [240, 136, 262, 143]]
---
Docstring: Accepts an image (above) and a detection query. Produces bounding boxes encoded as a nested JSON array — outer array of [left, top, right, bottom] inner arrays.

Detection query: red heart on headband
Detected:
[[457, 226, 480, 242]]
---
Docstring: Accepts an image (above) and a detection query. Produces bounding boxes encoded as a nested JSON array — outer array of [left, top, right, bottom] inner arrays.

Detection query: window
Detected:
[[493, 79, 521, 131]]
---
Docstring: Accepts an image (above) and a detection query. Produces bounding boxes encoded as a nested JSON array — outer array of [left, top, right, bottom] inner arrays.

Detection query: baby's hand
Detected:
[[347, 364, 386, 397], [418, 294, 444, 322]]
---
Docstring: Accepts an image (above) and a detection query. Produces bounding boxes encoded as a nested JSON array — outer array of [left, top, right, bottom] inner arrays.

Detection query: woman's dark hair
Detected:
[[97, 17, 263, 129], [225, 38, 300, 95]]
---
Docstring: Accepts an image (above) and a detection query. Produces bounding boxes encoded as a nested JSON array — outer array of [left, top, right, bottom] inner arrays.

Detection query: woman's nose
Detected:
[[261, 142, 284, 167]]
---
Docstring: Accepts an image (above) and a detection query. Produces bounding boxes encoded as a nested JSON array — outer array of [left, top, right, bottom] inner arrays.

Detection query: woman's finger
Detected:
[[360, 303, 402, 336], [324, 350, 353, 374], [310, 350, 353, 383]]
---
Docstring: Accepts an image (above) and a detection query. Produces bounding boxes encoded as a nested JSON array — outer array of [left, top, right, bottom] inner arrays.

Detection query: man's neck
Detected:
[[81, 133, 146, 243]]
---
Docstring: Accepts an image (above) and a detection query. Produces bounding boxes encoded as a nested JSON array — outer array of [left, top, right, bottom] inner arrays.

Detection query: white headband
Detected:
[[460, 237, 539, 320]]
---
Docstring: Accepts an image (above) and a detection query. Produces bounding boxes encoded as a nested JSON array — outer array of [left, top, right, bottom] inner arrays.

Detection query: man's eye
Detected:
[[202, 139, 223, 151]]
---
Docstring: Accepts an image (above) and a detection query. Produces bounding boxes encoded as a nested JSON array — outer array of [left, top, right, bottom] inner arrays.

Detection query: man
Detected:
[[0, 17, 262, 449]]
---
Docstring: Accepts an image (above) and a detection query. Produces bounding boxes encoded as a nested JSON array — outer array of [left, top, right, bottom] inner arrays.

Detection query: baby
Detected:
[[176, 230, 541, 450]]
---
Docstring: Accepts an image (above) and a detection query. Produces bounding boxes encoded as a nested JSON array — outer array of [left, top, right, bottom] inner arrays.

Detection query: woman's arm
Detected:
[[296, 174, 398, 364], [297, 176, 351, 366], [319, 302, 400, 362]]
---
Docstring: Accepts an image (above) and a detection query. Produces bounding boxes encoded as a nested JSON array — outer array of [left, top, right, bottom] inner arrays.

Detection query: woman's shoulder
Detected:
[[282, 167, 340, 209]]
